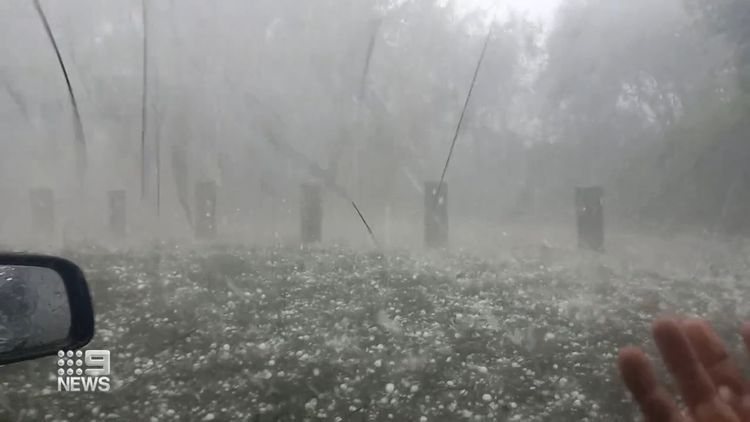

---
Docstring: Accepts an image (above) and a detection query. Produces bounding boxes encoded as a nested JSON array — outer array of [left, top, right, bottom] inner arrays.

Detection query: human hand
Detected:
[[619, 317, 750, 421]]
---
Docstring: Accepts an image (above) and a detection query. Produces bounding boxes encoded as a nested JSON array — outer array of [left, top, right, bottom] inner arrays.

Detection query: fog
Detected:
[[0, 0, 748, 253], [4, 1, 750, 419]]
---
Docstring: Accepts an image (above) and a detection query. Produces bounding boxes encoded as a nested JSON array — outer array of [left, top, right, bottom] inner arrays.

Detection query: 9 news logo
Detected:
[[56, 350, 111, 392]]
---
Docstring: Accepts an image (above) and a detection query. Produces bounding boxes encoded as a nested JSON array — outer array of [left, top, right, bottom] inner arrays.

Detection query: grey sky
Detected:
[[456, 0, 562, 22]]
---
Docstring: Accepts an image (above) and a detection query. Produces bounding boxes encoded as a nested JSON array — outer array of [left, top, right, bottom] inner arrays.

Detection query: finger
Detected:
[[683, 320, 744, 395], [684, 320, 750, 421], [693, 396, 741, 422], [740, 323, 750, 357], [619, 346, 685, 422], [739, 395, 750, 419], [652, 318, 717, 410], [653, 319, 740, 422], [736, 323, 750, 417]]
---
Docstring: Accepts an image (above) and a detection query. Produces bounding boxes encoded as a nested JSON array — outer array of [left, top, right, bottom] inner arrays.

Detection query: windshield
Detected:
[[1, 0, 749, 420]]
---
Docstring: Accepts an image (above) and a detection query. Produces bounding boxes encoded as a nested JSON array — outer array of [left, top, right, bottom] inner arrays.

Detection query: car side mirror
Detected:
[[0, 254, 94, 365]]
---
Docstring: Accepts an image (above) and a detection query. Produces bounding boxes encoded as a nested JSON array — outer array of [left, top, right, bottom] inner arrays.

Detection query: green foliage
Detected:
[[686, 0, 750, 90], [537, 0, 750, 231], [627, 91, 750, 231]]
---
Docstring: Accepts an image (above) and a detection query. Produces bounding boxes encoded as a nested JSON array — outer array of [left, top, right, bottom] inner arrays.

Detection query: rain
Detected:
[[1, 0, 750, 420]]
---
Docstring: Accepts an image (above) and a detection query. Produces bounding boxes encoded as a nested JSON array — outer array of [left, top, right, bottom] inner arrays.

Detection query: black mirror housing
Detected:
[[0, 254, 94, 365]]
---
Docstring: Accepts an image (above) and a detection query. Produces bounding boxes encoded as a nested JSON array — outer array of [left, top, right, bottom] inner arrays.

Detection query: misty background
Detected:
[[3, 2, 750, 420], [1, 0, 748, 251]]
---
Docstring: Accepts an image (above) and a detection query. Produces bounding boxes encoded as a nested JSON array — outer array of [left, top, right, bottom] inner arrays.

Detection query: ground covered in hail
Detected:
[[1, 244, 749, 421]]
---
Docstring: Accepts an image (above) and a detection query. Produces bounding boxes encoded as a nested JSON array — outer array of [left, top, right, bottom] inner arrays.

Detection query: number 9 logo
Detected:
[[84, 350, 110, 376]]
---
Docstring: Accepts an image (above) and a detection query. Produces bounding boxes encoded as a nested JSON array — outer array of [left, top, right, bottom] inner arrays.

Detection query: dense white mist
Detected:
[[0, 0, 743, 249]]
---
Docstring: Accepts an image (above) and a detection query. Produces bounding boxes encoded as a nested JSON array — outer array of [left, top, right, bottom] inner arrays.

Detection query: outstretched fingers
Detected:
[[683, 320, 747, 411], [653, 318, 739, 422], [683, 320, 744, 392], [619, 346, 685, 421]]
